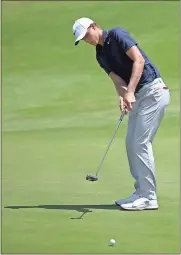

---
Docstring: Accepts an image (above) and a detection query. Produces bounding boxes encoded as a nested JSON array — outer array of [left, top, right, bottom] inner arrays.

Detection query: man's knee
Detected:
[[132, 138, 148, 154]]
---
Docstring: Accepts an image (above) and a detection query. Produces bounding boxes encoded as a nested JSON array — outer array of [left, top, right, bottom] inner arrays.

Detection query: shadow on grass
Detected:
[[5, 204, 118, 219]]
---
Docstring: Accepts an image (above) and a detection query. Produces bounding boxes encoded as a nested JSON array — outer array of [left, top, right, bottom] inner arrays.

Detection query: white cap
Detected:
[[72, 17, 94, 46]]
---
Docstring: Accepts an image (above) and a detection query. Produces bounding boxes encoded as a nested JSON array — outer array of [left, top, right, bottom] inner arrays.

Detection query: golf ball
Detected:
[[110, 239, 116, 246]]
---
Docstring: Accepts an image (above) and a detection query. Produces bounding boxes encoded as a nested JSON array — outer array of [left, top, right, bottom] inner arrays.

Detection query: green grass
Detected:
[[2, 1, 180, 254]]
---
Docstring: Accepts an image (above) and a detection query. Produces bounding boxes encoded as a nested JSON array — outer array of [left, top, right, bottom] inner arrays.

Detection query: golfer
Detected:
[[72, 17, 170, 210]]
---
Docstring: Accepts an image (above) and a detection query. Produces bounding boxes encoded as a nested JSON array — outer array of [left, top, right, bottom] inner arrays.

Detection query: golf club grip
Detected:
[[96, 112, 125, 175]]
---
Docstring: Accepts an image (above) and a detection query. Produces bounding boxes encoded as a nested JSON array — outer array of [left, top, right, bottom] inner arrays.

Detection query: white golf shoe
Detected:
[[115, 192, 140, 206], [120, 197, 158, 211]]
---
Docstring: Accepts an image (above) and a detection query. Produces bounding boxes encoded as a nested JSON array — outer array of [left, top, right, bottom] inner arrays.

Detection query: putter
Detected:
[[86, 111, 125, 182]]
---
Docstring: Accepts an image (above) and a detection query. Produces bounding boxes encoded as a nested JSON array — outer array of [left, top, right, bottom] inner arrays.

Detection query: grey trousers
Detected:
[[126, 78, 170, 200]]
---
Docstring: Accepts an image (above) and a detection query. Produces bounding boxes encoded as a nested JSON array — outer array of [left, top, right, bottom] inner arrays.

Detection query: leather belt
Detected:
[[163, 86, 168, 90]]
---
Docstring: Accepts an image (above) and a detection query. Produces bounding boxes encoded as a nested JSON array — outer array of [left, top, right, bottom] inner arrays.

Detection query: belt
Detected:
[[136, 79, 169, 93]]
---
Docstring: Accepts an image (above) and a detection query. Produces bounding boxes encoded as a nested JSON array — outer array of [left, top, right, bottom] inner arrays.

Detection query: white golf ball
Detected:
[[110, 239, 116, 246]]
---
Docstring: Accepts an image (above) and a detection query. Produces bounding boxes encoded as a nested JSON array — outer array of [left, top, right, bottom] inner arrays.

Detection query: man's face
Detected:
[[83, 25, 100, 46]]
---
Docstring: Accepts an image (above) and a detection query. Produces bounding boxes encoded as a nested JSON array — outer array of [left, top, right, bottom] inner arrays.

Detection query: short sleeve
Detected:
[[96, 53, 111, 75], [111, 27, 137, 53]]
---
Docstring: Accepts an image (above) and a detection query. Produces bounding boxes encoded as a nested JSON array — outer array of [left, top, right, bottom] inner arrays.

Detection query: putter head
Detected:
[[86, 174, 98, 182]]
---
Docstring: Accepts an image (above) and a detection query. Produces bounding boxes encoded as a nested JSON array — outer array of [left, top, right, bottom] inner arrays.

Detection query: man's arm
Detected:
[[109, 72, 127, 97], [126, 46, 145, 93], [111, 27, 145, 92], [122, 46, 144, 111], [111, 28, 145, 111], [109, 72, 128, 113]]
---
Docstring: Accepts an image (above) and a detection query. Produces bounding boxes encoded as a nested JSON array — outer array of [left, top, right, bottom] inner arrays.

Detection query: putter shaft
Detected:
[[95, 112, 125, 176]]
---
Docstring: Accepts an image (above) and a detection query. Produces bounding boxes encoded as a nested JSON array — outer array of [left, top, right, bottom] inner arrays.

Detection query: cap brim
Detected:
[[74, 30, 87, 46]]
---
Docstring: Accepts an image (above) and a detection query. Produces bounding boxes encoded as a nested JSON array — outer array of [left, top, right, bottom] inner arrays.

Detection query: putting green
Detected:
[[2, 1, 179, 253]]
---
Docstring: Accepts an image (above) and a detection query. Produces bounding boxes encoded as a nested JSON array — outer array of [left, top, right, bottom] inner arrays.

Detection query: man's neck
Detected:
[[98, 30, 104, 45]]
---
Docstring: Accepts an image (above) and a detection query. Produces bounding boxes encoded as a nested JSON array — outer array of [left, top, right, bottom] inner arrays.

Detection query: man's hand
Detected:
[[119, 96, 128, 114], [123, 92, 136, 111]]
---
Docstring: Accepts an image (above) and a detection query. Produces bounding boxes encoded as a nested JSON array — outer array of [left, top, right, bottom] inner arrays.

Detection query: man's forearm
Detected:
[[109, 72, 127, 97], [127, 59, 144, 93], [114, 82, 127, 98]]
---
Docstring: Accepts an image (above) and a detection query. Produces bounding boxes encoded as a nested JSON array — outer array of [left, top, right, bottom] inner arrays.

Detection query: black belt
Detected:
[[135, 81, 168, 94]]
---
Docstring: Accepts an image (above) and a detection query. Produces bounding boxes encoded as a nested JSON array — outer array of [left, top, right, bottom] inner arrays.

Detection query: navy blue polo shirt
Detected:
[[96, 27, 160, 93]]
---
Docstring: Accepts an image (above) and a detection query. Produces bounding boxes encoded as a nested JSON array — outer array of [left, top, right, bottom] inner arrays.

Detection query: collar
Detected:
[[102, 30, 109, 45], [96, 30, 109, 51]]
